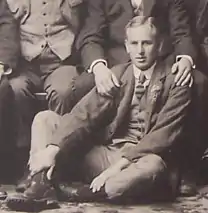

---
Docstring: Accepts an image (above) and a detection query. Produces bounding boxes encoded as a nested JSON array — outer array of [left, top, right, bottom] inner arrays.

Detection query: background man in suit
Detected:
[[183, 0, 208, 191], [6, 0, 86, 174], [0, 0, 20, 195], [184, 0, 208, 73], [6, 16, 193, 209], [76, 0, 196, 98]]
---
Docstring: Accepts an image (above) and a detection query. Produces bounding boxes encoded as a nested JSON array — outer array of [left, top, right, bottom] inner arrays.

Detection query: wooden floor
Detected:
[[0, 185, 208, 213]]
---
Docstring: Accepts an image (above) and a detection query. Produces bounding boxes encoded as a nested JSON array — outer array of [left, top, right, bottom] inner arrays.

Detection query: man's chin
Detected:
[[135, 64, 149, 71]]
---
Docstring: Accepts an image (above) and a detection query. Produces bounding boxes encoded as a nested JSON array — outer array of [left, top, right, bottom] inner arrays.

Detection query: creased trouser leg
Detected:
[[105, 154, 167, 200], [84, 145, 168, 200], [28, 110, 61, 165]]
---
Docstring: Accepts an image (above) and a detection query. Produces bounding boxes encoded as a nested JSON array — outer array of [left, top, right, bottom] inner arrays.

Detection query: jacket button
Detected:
[[109, 130, 113, 135]]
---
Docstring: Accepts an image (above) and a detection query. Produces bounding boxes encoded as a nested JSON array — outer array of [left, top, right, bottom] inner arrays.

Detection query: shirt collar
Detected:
[[133, 62, 156, 80]]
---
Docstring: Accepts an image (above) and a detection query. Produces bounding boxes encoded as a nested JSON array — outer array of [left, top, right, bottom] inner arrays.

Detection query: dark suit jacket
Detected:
[[76, 0, 196, 69], [51, 56, 191, 164], [184, 0, 208, 73], [0, 0, 19, 69]]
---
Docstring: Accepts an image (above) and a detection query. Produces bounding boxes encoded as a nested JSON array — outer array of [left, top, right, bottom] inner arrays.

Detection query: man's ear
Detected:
[[125, 39, 130, 53]]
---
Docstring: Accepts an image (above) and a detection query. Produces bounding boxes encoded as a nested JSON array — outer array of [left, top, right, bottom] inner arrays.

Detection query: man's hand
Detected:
[[90, 166, 120, 193], [93, 62, 120, 97], [171, 57, 193, 87], [29, 145, 60, 176], [90, 158, 131, 193]]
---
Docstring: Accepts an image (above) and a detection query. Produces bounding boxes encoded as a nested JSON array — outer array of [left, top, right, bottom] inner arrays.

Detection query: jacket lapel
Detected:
[[145, 60, 166, 133], [106, 64, 135, 137]]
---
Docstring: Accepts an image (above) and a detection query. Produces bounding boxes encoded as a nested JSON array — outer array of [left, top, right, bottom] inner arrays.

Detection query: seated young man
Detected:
[[6, 0, 88, 153], [6, 16, 194, 208]]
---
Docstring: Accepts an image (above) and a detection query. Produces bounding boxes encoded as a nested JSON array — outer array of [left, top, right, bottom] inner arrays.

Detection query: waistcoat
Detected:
[[7, 0, 82, 61]]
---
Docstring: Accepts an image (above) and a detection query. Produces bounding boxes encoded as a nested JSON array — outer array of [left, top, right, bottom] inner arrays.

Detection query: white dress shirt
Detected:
[[133, 63, 156, 88]]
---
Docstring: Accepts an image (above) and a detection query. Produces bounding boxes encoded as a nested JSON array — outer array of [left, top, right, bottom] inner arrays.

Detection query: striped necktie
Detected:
[[135, 72, 146, 100]]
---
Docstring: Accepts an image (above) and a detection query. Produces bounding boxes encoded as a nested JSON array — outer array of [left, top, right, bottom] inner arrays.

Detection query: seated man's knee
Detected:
[[105, 183, 122, 199], [49, 85, 73, 104], [105, 154, 166, 199], [33, 110, 61, 127], [0, 77, 13, 97], [9, 77, 31, 100], [136, 154, 166, 174]]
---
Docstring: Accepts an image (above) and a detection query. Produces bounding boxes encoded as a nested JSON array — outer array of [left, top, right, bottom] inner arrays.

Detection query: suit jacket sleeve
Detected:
[[168, 0, 196, 60], [0, 0, 19, 69], [122, 79, 191, 162], [50, 87, 118, 153], [75, 0, 107, 69]]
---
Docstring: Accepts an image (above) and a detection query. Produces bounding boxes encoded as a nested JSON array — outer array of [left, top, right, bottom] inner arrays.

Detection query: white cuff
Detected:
[[88, 59, 107, 73], [176, 55, 196, 69], [0, 61, 12, 75]]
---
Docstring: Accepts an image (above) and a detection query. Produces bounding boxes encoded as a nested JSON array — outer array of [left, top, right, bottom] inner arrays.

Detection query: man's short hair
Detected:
[[125, 16, 160, 38]]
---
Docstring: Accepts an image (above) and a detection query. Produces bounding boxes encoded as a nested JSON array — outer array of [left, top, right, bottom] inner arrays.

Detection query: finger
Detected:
[[111, 74, 120, 88], [47, 165, 55, 180], [30, 168, 40, 177], [97, 182, 104, 191], [90, 178, 97, 189], [174, 67, 186, 84], [100, 83, 114, 98], [176, 68, 189, 86], [30, 170, 36, 177], [97, 84, 106, 96], [30, 164, 44, 176], [189, 77, 193, 88], [181, 73, 191, 86], [90, 180, 95, 189], [106, 79, 118, 97], [171, 62, 178, 74], [102, 80, 114, 96], [92, 185, 97, 193]]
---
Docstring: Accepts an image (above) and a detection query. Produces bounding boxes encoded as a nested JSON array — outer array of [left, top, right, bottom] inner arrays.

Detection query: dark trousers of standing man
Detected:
[[9, 46, 95, 150], [0, 77, 16, 180]]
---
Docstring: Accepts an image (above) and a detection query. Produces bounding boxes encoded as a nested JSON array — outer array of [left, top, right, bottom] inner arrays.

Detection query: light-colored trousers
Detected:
[[29, 110, 174, 200]]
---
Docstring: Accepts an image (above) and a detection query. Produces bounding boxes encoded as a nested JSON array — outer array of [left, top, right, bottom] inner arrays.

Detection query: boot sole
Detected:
[[6, 195, 59, 212]]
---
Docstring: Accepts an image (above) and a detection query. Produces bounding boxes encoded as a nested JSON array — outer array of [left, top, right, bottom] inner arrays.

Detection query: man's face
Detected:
[[125, 25, 160, 70]]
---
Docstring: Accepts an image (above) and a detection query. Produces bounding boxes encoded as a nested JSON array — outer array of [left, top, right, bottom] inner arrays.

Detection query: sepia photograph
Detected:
[[0, 0, 207, 212]]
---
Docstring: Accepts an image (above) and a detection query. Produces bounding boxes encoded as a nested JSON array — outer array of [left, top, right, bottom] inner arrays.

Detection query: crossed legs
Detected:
[[28, 110, 171, 201]]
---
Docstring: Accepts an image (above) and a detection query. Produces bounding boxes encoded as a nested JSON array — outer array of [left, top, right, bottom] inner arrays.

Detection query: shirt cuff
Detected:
[[46, 144, 60, 149], [88, 59, 107, 73], [0, 62, 12, 75], [176, 55, 196, 69]]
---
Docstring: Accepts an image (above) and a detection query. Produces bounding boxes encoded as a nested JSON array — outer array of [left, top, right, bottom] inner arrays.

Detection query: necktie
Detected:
[[135, 72, 146, 100], [131, 0, 143, 15]]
